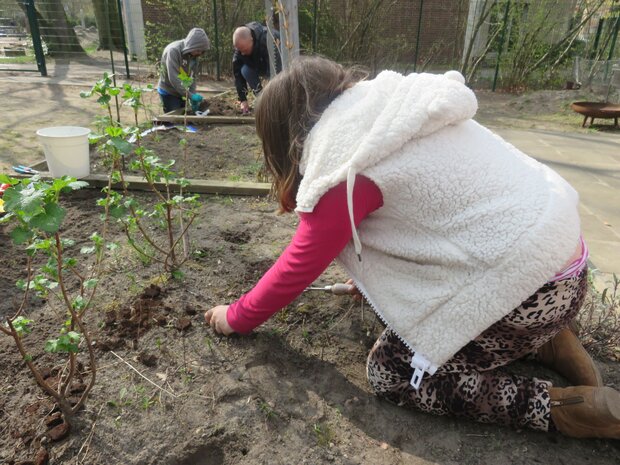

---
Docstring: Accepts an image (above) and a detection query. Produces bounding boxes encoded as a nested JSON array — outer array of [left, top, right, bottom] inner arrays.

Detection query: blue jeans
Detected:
[[241, 64, 262, 94], [160, 93, 184, 113]]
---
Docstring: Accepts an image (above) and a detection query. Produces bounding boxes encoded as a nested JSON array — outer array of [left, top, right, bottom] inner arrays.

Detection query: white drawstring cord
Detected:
[[346, 166, 362, 261]]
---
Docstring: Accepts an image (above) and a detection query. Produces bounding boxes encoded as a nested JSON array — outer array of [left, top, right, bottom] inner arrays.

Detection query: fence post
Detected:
[[604, 14, 620, 82], [312, 0, 319, 52], [413, 0, 424, 72], [591, 18, 604, 59], [278, 0, 300, 69], [212, 0, 221, 80], [104, 0, 121, 123], [607, 15, 619, 62], [116, 0, 130, 78], [25, 0, 47, 77], [492, 0, 511, 92], [265, 0, 277, 78]]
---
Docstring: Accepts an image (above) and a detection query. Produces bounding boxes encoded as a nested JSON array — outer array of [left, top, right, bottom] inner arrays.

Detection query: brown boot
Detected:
[[537, 328, 603, 387], [549, 386, 620, 439]]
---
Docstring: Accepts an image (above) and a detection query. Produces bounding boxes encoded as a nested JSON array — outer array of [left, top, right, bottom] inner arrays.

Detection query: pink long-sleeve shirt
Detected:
[[226, 175, 384, 333], [226, 176, 588, 334]]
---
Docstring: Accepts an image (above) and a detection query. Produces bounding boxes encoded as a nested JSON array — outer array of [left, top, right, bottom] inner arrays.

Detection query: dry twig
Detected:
[[110, 351, 178, 398]]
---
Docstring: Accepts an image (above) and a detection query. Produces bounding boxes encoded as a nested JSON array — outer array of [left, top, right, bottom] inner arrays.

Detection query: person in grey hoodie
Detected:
[[158, 28, 210, 113]]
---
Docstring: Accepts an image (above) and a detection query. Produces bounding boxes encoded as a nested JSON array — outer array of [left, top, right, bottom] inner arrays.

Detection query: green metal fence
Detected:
[[0, 0, 131, 78], [0, 0, 46, 74]]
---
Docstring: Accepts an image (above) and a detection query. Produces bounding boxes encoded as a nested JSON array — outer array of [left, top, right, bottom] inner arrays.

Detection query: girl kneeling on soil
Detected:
[[205, 56, 620, 439]]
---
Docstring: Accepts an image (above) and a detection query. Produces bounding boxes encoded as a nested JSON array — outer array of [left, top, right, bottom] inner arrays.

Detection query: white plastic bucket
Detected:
[[36, 126, 91, 178]]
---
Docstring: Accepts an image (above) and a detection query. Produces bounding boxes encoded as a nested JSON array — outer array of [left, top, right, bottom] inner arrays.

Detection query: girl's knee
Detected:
[[367, 328, 416, 392]]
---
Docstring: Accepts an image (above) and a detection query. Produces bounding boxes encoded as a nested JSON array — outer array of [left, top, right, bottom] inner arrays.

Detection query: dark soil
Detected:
[[1, 131, 619, 465], [183, 94, 248, 116], [89, 125, 266, 182], [200, 95, 239, 116]]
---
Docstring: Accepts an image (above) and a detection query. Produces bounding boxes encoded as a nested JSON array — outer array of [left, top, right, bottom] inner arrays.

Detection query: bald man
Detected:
[[232, 21, 281, 114]]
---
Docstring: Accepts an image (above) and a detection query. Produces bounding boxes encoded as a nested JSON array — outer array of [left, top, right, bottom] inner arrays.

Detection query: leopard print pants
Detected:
[[366, 268, 588, 432]]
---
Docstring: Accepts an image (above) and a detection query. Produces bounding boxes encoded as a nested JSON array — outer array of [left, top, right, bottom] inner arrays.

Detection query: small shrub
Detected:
[[0, 175, 111, 424], [576, 273, 620, 361]]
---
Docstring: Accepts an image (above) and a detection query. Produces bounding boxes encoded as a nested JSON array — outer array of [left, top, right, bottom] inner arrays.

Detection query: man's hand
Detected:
[[239, 101, 250, 114], [204, 305, 235, 335]]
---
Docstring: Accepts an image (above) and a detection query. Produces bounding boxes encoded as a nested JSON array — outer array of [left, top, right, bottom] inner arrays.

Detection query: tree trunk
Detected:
[[19, 0, 85, 56], [92, 0, 125, 51]]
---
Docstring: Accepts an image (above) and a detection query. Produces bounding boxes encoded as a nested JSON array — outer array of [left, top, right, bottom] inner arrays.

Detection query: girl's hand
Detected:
[[204, 305, 235, 335], [345, 279, 362, 301]]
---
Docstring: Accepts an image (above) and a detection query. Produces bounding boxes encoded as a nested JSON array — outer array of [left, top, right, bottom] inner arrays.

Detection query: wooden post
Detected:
[[278, 0, 300, 69]]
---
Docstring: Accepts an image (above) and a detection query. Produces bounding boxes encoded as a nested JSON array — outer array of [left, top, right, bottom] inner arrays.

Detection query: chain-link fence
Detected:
[[139, 0, 620, 90], [0, 0, 45, 74], [1, 0, 619, 90], [0, 0, 133, 77]]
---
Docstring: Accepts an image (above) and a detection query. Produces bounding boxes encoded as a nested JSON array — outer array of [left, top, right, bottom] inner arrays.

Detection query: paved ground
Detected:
[[1, 58, 618, 289], [0, 56, 230, 90], [493, 128, 620, 289]]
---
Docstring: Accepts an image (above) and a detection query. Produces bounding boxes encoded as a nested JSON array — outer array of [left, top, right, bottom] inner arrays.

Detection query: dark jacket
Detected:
[[232, 22, 281, 102]]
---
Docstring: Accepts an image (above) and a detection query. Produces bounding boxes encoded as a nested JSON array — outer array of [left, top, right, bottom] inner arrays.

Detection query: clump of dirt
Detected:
[[221, 229, 251, 244], [242, 258, 273, 285], [185, 94, 246, 116], [100, 284, 168, 349], [202, 95, 239, 116]]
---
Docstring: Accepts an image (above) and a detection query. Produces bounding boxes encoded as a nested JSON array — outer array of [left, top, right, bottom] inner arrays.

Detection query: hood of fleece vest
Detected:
[[296, 70, 477, 213], [182, 28, 211, 54]]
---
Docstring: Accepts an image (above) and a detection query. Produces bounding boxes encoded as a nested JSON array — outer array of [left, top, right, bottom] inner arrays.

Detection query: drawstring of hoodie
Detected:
[[346, 166, 363, 262]]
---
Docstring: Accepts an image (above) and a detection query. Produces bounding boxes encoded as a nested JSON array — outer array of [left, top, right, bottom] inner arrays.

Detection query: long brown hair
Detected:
[[255, 56, 365, 212]]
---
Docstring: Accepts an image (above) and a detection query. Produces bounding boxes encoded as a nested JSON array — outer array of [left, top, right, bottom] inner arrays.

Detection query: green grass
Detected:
[[0, 55, 37, 64], [84, 44, 99, 55]]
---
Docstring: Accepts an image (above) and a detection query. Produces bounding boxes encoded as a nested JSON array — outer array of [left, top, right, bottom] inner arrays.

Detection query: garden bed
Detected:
[[1, 186, 620, 465], [89, 125, 266, 183], [154, 93, 256, 125]]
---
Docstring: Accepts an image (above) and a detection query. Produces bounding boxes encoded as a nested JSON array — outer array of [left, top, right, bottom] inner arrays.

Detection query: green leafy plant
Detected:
[[258, 400, 279, 421], [178, 67, 193, 119], [312, 422, 334, 447], [80, 72, 121, 131], [82, 75, 199, 275], [0, 174, 111, 423]]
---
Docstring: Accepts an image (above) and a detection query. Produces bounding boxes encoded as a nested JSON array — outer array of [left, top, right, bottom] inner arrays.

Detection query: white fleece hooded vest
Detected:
[[295, 70, 580, 387]]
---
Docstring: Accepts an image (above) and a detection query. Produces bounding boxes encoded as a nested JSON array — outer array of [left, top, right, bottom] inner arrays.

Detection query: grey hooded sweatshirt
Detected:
[[158, 28, 210, 97]]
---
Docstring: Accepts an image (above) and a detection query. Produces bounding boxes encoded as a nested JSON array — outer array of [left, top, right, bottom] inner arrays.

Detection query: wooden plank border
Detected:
[[155, 114, 256, 125], [11, 170, 271, 197], [154, 108, 255, 125]]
